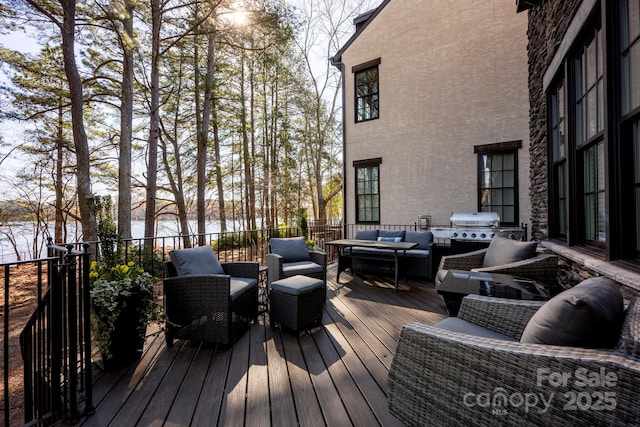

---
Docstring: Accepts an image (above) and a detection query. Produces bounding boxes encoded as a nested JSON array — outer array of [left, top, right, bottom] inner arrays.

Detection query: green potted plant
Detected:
[[88, 196, 162, 369]]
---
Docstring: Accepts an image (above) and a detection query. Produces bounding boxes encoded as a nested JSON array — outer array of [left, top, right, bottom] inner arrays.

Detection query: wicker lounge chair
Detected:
[[389, 278, 640, 426], [163, 246, 259, 346], [266, 236, 326, 288], [435, 235, 559, 292]]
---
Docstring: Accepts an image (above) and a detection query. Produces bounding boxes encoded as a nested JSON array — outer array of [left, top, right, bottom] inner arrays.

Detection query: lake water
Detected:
[[0, 219, 240, 263]]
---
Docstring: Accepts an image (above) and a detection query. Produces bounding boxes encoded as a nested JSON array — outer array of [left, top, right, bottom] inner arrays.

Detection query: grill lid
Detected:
[[450, 212, 500, 228]]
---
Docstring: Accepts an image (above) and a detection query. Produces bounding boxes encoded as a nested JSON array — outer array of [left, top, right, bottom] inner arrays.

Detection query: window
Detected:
[[477, 150, 518, 226], [550, 80, 568, 238], [621, 0, 640, 115], [353, 59, 380, 122], [354, 158, 381, 223], [544, 1, 640, 260]]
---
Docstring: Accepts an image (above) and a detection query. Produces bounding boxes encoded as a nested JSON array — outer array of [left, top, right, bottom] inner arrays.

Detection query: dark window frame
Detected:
[[475, 142, 521, 227], [353, 58, 381, 123], [353, 158, 382, 224]]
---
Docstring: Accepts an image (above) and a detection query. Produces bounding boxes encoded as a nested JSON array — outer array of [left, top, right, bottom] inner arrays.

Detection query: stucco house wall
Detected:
[[335, 0, 530, 228]]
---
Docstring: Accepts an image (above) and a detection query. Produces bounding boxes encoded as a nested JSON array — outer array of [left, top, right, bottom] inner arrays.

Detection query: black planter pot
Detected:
[[99, 289, 148, 370]]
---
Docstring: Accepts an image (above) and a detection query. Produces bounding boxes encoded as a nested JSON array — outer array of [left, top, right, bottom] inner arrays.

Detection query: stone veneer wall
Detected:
[[527, 1, 640, 299], [527, 0, 581, 241]]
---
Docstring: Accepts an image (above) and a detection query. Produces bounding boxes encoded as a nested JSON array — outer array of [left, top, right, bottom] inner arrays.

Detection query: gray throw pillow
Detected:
[[269, 237, 311, 263], [482, 235, 538, 267], [378, 229, 406, 240], [405, 231, 433, 249], [169, 245, 225, 276], [520, 276, 624, 348]]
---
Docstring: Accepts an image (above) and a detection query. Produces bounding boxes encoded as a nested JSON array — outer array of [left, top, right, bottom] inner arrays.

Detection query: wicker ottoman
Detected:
[[270, 275, 324, 332]]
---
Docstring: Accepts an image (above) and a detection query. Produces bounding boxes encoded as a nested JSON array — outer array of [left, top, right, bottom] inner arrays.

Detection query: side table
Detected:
[[437, 270, 550, 316]]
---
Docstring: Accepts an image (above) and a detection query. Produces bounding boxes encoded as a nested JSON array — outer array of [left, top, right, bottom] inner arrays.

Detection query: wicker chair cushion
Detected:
[[229, 277, 258, 300], [270, 237, 311, 262], [618, 297, 640, 358], [521, 276, 624, 348], [354, 229, 378, 240], [169, 245, 224, 276], [282, 261, 324, 277], [405, 231, 433, 249], [482, 236, 537, 268], [435, 317, 517, 341]]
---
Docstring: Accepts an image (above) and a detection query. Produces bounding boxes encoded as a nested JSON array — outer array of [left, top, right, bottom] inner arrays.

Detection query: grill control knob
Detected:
[[461, 233, 467, 238], [471, 233, 477, 238], [490, 233, 495, 238], [452, 232, 458, 238], [480, 233, 486, 239]]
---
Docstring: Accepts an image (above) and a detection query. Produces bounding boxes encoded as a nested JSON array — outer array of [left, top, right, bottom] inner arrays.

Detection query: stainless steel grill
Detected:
[[431, 212, 523, 242]]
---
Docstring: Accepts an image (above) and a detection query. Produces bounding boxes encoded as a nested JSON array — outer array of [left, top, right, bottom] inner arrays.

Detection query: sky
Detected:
[[0, 0, 381, 199]]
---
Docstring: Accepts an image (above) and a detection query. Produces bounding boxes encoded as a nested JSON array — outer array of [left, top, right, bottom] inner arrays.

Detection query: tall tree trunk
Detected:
[[196, 30, 215, 244], [212, 98, 226, 232], [55, 101, 64, 243], [118, 0, 134, 241], [144, 0, 161, 246], [60, 0, 97, 247]]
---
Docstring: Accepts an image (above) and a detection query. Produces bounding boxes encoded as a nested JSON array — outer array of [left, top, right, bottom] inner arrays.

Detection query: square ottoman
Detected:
[[270, 275, 324, 332]]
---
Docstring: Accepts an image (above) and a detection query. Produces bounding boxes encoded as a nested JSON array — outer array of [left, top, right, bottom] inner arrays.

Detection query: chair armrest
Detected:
[[457, 295, 545, 339], [222, 261, 259, 279], [309, 250, 326, 266], [389, 322, 640, 426], [472, 253, 558, 287], [439, 248, 487, 271], [266, 253, 284, 286]]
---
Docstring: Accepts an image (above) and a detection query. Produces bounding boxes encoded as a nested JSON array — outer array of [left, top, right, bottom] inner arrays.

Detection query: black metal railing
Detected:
[[17, 242, 93, 426]]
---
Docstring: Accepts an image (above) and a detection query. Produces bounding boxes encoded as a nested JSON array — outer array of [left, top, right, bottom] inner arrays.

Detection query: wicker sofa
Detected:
[[388, 277, 640, 426], [344, 229, 434, 279]]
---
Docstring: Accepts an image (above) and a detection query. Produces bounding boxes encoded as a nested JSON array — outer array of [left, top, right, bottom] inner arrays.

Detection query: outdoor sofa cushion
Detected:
[[230, 277, 258, 300], [282, 260, 324, 277], [405, 230, 433, 250], [434, 317, 517, 341], [169, 245, 225, 276], [482, 235, 538, 268], [378, 230, 406, 240], [520, 276, 624, 348], [270, 237, 311, 262], [354, 229, 379, 240]]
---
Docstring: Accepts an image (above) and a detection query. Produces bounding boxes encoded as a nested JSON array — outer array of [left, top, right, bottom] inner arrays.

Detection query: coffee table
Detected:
[[437, 270, 551, 316]]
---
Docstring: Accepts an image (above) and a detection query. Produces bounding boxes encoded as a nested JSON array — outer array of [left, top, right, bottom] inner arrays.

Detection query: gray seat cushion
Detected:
[[282, 261, 324, 277], [230, 277, 258, 300], [270, 237, 310, 262], [169, 245, 225, 276], [482, 235, 538, 267], [271, 275, 324, 295], [378, 229, 405, 240], [435, 317, 517, 341], [520, 276, 624, 348]]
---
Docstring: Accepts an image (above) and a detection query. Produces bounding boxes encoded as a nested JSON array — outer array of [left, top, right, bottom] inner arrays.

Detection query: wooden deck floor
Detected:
[[78, 264, 448, 427]]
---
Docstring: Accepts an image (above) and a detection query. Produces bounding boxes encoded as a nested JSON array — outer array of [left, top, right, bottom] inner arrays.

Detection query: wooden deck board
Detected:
[[78, 263, 447, 426]]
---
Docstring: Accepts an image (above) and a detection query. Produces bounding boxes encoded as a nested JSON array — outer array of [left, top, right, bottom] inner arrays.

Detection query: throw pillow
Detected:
[[269, 237, 311, 263], [377, 236, 402, 242], [169, 245, 225, 276], [378, 229, 406, 240], [482, 235, 538, 267], [520, 276, 624, 348]]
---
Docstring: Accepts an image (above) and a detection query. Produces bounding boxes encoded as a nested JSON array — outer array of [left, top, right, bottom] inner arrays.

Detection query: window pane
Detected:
[[583, 142, 605, 242], [356, 164, 380, 223], [478, 150, 518, 225], [355, 67, 379, 122]]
